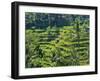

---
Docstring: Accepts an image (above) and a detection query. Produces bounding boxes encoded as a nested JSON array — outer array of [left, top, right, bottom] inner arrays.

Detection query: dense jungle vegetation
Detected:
[[25, 12, 90, 68]]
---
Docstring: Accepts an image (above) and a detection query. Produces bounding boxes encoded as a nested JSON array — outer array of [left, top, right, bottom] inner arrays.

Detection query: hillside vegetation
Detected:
[[25, 12, 89, 68]]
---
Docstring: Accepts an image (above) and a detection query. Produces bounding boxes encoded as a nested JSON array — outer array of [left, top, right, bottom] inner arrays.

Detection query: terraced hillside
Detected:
[[25, 25, 89, 68]]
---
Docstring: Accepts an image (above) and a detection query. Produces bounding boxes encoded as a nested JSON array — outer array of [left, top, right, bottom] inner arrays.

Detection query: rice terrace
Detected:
[[25, 12, 90, 68]]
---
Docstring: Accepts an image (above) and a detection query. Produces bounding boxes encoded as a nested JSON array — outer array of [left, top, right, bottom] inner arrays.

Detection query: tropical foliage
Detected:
[[25, 12, 90, 68]]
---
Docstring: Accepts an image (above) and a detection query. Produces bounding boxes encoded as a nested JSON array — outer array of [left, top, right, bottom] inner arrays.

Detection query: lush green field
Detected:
[[25, 25, 89, 68]]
